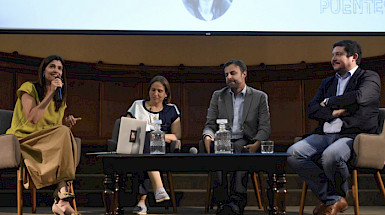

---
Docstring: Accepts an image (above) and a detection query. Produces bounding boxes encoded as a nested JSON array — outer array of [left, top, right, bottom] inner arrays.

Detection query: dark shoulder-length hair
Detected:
[[147, 75, 171, 104], [37, 55, 67, 111]]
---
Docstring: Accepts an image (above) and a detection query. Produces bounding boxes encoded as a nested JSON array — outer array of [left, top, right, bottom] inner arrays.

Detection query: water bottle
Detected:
[[214, 119, 232, 154], [150, 120, 165, 154]]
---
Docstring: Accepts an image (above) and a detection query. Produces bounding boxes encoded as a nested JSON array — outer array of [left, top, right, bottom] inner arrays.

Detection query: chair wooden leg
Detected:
[[31, 187, 36, 213], [28, 177, 37, 214], [17, 172, 79, 214], [205, 172, 212, 213], [167, 172, 177, 213], [352, 169, 359, 215], [299, 181, 307, 215], [257, 172, 268, 213], [251, 172, 263, 209], [374, 170, 385, 204], [68, 181, 78, 212], [25, 172, 37, 214], [17, 169, 23, 215]]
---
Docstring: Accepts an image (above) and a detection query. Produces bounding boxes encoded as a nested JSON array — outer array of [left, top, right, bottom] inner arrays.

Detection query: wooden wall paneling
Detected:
[[182, 82, 225, 146], [247, 82, 262, 91], [361, 55, 385, 76], [0, 71, 15, 110], [170, 83, 182, 111], [94, 63, 145, 82], [179, 67, 224, 83], [300, 62, 334, 81], [65, 79, 101, 144], [100, 81, 143, 139], [142, 82, 149, 99], [0, 52, 40, 75], [145, 65, 184, 83], [171, 82, 183, 143], [16, 73, 38, 88], [261, 80, 303, 145], [2, 52, 385, 148], [0, 52, 43, 110]]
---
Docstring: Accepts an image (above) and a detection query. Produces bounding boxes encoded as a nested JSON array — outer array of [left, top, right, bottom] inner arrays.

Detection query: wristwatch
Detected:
[[322, 98, 328, 105]]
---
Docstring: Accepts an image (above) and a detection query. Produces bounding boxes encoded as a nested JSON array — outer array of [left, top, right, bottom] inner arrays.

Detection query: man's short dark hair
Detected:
[[223, 59, 247, 72], [333, 40, 362, 65]]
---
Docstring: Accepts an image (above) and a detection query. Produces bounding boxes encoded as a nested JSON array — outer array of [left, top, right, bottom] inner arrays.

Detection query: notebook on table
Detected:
[[116, 117, 147, 154]]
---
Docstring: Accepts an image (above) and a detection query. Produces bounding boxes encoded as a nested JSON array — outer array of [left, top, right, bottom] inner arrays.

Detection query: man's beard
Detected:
[[334, 67, 347, 75], [332, 62, 345, 73], [227, 80, 240, 91]]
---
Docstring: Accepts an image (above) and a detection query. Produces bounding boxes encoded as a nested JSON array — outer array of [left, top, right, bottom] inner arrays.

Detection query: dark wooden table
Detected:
[[96, 152, 289, 215]]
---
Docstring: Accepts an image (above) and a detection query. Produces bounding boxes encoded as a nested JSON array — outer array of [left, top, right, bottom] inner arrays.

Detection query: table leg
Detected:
[[276, 174, 287, 215], [266, 173, 275, 215], [266, 173, 288, 215], [114, 173, 125, 215], [103, 174, 114, 215]]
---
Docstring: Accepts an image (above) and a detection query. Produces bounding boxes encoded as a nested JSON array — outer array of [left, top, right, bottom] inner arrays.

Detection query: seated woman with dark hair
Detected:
[[126, 75, 181, 214], [6, 55, 82, 215]]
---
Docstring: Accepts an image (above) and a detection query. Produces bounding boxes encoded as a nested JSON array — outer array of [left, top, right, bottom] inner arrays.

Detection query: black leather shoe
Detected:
[[216, 202, 240, 215], [230, 193, 247, 214], [216, 203, 228, 215], [227, 201, 241, 214]]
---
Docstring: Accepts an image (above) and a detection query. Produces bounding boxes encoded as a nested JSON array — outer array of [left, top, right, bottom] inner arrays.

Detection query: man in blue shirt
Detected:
[[287, 40, 381, 215]]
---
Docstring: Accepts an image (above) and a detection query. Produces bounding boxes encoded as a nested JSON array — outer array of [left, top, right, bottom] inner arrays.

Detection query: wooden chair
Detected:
[[198, 140, 267, 213], [107, 118, 179, 213], [0, 109, 80, 215], [299, 108, 385, 215], [16, 171, 78, 214]]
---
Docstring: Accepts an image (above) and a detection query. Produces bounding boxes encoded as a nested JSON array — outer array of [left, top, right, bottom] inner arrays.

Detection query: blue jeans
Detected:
[[287, 134, 353, 205]]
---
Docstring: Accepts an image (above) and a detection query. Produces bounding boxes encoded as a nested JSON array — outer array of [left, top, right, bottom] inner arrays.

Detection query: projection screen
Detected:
[[1, 0, 384, 35]]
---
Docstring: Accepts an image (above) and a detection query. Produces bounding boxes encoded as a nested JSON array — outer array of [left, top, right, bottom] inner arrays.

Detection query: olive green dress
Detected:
[[6, 82, 77, 189]]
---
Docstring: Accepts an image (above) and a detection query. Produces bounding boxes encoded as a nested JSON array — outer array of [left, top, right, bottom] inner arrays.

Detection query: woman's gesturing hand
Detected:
[[65, 115, 82, 128]]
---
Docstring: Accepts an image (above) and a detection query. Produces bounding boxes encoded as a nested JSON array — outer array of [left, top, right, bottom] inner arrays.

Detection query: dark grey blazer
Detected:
[[202, 86, 271, 142], [307, 68, 381, 138]]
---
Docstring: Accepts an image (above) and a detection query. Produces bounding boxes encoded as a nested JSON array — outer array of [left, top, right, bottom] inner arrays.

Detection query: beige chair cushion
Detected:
[[353, 133, 385, 170], [0, 134, 21, 169], [0, 134, 80, 169], [74, 137, 81, 167]]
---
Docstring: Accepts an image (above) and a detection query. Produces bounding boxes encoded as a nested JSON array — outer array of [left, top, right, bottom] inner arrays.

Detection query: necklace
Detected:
[[147, 101, 163, 112]]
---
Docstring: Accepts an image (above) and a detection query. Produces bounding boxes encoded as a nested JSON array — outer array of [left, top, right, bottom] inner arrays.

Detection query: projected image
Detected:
[[0, 0, 384, 34], [182, 0, 233, 21]]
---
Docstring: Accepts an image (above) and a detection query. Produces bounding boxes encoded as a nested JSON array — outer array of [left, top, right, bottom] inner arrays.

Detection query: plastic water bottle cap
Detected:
[[216, 119, 227, 124], [154, 119, 162, 124]]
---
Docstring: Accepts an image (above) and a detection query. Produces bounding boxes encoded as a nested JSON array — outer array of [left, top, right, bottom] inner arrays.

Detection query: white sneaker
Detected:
[[133, 203, 147, 214], [155, 188, 170, 203]]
